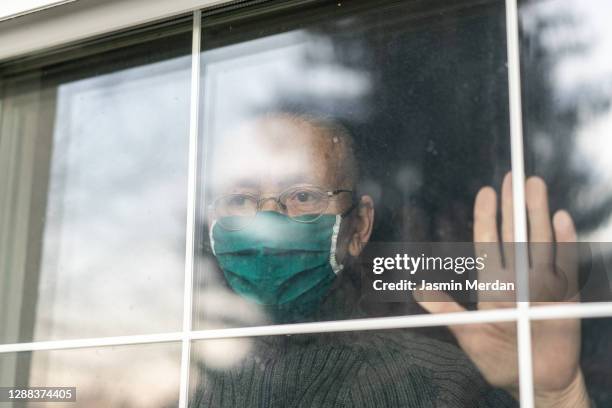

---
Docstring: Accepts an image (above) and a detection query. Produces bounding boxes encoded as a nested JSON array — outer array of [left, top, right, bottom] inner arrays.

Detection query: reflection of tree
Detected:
[[520, 8, 612, 232], [278, 0, 513, 242], [270, 0, 612, 240]]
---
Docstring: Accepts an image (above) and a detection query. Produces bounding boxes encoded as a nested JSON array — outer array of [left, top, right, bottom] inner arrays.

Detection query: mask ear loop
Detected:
[[329, 214, 344, 274], [209, 219, 217, 256], [328, 137, 353, 274], [332, 191, 361, 273]]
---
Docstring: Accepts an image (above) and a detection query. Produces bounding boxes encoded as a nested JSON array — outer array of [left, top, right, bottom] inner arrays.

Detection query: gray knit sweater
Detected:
[[190, 272, 518, 407], [190, 329, 517, 407]]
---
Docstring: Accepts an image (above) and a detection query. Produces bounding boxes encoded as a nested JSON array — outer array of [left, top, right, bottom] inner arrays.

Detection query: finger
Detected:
[[553, 210, 577, 242], [476, 184, 517, 308], [525, 177, 555, 299], [525, 176, 553, 243], [474, 186, 502, 271], [553, 210, 579, 302], [474, 186, 499, 243], [501, 172, 514, 243]]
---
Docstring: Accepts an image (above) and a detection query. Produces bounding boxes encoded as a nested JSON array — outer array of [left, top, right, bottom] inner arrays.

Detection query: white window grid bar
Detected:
[[0, 4, 611, 408], [178, 10, 202, 408], [505, 0, 534, 406], [2, 302, 612, 354]]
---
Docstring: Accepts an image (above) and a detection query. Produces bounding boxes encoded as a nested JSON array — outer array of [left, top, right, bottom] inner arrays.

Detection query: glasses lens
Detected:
[[281, 187, 328, 222], [215, 194, 257, 230]]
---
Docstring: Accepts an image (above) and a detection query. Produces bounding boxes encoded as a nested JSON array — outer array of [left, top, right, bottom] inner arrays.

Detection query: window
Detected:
[[0, 1, 611, 407], [0, 18, 191, 405]]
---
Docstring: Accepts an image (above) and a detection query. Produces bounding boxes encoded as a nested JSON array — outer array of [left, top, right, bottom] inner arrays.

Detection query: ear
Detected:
[[348, 195, 375, 257]]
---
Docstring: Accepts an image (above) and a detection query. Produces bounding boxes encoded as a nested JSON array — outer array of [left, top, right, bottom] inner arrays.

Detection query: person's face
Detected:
[[209, 116, 374, 258]]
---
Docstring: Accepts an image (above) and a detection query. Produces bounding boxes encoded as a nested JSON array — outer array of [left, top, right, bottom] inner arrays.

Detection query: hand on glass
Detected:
[[416, 173, 590, 408]]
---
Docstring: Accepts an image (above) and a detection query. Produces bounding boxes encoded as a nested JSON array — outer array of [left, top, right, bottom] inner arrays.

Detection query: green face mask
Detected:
[[210, 211, 344, 319]]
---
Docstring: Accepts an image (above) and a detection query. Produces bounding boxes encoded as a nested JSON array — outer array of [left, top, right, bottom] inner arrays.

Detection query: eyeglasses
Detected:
[[210, 184, 354, 230]]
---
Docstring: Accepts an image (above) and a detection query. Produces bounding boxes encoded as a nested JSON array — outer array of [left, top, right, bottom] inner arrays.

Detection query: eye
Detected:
[[288, 189, 322, 205], [295, 191, 313, 203], [227, 195, 248, 206], [286, 189, 324, 207]]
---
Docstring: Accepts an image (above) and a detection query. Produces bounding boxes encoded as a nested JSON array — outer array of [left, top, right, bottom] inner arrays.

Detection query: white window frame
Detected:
[[2, 1, 612, 408], [0, 0, 227, 63], [0, 0, 77, 22]]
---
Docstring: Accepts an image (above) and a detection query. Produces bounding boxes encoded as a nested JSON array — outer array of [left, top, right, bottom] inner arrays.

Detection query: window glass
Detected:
[[0, 342, 182, 407], [194, 0, 515, 330], [0, 21, 192, 343], [189, 328, 519, 407], [520, 0, 612, 303]]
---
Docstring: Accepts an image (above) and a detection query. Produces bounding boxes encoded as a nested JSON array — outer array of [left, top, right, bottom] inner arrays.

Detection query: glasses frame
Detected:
[[209, 185, 355, 230]]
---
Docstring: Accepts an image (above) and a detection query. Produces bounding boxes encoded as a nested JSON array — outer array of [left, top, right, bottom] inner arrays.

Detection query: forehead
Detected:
[[210, 117, 340, 193]]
